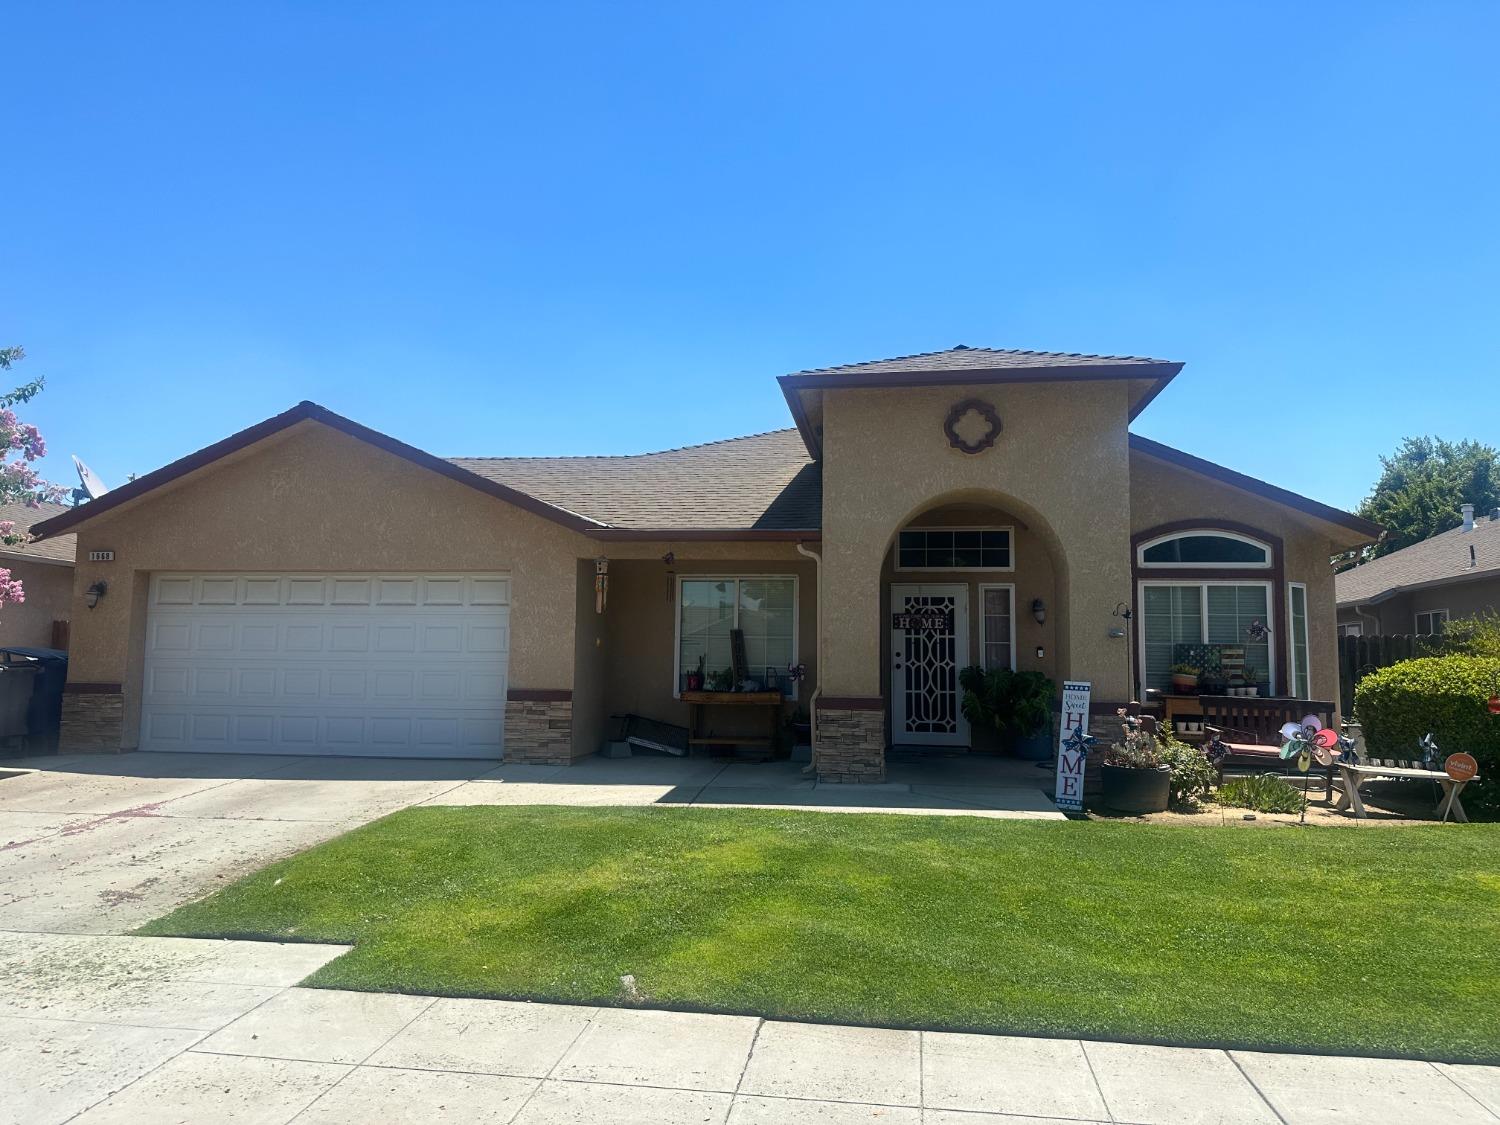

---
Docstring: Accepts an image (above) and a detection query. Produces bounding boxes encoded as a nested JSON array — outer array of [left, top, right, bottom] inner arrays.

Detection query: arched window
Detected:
[[1137, 530, 1271, 568]]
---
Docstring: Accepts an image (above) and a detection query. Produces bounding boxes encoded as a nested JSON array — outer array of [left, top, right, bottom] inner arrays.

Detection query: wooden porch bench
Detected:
[[1197, 697, 1339, 799]]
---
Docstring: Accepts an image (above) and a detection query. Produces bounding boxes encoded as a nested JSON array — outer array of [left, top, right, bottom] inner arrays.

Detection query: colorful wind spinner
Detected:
[[1279, 714, 1342, 774]]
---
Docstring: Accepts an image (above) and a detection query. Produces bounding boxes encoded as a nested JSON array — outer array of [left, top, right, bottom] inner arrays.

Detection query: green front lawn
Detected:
[[139, 808, 1500, 1061]]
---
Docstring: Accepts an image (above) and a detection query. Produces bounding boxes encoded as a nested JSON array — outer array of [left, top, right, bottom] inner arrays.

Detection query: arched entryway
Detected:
[[879, 492, 1067, 753]]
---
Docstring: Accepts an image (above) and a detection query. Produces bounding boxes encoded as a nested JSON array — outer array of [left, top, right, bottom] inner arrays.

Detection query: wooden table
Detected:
[[1335, 763, 1480, 821], [681, 691, 783, 756]]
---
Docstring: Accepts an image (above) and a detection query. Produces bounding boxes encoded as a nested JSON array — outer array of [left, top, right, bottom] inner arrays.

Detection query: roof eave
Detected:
[[29, 402, 608, 542], [779, 362, 1183, 458], [1130, 434, 1383, 543], [1336, 566, 1500, 608], [589, 527, 821, 542]]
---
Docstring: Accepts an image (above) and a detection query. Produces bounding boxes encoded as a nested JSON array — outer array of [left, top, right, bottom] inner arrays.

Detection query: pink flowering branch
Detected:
[[0, 346, 68, 609]]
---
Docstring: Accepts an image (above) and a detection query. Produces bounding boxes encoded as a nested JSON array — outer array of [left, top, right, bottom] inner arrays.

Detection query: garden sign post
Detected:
[[1054, 680, 1091, 812]]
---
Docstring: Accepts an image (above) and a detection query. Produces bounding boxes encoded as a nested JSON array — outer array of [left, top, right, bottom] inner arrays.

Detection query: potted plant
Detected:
[[1244, 667, 1264, 697], [685, 655, 705, 693], [707, 667, 735, 692], [1101, 714, 1171, 814], [1169, 663, 1200, 694], [959, 666, 1057, 759]]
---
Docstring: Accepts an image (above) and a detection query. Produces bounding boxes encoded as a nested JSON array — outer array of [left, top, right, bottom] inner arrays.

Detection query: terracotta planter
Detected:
[[1170, 674, 1198, 694], [1101, 764, 1171, 814]]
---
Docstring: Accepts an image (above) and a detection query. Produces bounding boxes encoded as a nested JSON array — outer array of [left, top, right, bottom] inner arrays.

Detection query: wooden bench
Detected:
[[1188, 697, 1338, 799]]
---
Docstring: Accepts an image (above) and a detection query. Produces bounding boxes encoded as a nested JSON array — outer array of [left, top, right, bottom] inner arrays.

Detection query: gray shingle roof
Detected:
[[451, 429, 821, 531], [786, 345, 1175, 379], [0, 499, 76, 565], [1336, 515, 1500, 606]]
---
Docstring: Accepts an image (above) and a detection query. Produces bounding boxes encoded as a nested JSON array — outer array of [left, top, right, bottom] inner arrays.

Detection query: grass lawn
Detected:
[[138, 807, 1500, 1062]]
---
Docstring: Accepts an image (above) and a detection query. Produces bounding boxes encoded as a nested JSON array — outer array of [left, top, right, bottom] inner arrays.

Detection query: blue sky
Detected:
[[5, 2, 1497, 511]]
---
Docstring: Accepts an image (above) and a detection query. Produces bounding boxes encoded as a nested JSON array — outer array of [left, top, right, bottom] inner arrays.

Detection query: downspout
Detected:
[[795, 540, 822, 774], [1355, 603, 1381, 636]]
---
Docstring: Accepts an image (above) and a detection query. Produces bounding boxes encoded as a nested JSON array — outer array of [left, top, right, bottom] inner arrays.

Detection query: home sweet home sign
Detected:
[[1053, 681, 1092, 813]]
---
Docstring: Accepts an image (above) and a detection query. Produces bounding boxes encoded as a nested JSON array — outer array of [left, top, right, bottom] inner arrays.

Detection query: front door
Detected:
[[890, 583, 971, 747]]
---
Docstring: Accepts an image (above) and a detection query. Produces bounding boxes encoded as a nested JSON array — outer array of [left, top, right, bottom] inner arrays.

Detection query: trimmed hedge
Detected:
[[1354, 655, 1500, 819]]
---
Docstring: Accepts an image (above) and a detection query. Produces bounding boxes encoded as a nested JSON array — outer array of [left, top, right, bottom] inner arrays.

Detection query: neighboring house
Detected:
[[0, 499, 75, 650], [31, 346, 1378, 780], [1336, 504, 1500, 636]]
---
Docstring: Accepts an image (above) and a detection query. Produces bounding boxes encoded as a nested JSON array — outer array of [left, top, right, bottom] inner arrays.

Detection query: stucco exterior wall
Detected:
[[0, 559, 72, 649], [64, 421, 593, 750], [597, 556, 819, 740], [1130, 450, 1345, 710], [819, 381, 1133, 701], [1338, 572, 1500, 635]]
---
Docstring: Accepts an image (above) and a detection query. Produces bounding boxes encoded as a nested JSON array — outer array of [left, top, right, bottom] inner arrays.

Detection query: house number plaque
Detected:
[[87, 550, 115, 562]]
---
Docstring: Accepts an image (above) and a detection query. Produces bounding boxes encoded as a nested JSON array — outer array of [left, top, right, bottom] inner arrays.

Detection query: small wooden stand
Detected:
[[681, 691, 783, 756]]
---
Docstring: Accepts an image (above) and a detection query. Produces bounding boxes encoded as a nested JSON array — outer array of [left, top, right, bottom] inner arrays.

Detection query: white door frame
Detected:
[[890, 582, 971, 747]]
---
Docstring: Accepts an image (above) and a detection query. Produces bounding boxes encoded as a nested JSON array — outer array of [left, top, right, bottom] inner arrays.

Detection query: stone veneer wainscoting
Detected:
[[502, 697, 575, 764], [59, 691, 126, 753], [814, 701, 886, 783]]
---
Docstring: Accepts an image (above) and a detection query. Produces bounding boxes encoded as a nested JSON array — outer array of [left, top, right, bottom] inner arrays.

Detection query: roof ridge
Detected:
[[783, 345, 1170, 378], [449, 427, 802, 463]]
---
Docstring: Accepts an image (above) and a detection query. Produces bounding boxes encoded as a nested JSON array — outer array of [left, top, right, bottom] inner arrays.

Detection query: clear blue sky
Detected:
[[6, 2, 1497, 511]]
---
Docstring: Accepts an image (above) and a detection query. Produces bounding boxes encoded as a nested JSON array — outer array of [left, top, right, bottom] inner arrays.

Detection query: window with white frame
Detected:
[[1337, 622, 1363, 638], [980, 585, 1015, 671], [1415, 609, 1449, 635], [677, 577, 797, 695], [1288, 583, 1310, 698], [1137, 530, 1271, 568], [897, 527, 1012, 570], [1140, 582, 1273, 692]]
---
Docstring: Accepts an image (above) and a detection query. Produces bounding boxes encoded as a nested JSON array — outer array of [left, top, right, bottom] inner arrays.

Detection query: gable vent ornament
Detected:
[[944, 398, 1002, 454]]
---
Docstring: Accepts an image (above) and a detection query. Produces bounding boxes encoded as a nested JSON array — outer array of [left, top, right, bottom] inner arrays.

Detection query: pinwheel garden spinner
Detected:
[[1279, 715, 1356, 822]]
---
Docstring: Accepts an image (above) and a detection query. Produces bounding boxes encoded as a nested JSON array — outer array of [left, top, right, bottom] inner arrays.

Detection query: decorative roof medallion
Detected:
[[944, 398, 1002, 454]]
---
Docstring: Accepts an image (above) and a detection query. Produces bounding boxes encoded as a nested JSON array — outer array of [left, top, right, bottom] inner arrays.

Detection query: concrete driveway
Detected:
[[0, 750, 1059, 935], [0, 752, 497, 934]]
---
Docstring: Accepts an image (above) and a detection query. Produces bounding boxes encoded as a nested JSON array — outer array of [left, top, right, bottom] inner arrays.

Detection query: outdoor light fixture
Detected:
[[84, 580, 108, 609], [1031, 598, 1046, 625], [1035, 645, 1045, 660]]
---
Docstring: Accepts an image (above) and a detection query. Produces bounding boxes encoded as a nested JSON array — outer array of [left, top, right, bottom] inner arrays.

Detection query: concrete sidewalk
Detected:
[[5, 931, 1498, 1125]]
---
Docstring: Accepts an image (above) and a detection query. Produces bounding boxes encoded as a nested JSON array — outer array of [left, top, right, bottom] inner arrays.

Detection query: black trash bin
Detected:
[[0, 646, 69, 749]]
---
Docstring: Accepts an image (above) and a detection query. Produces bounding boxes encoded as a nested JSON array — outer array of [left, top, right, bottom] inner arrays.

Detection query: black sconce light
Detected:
[[85, 580, 108, 609], [1031, 598, 1046, 625]]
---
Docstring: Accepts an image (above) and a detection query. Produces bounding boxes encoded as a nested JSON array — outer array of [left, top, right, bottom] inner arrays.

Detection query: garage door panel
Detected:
[[141, 572, 509, 758]]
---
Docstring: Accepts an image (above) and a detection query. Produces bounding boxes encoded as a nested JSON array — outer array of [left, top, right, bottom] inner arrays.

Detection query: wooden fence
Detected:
[[1338, 632, 1455, 715]]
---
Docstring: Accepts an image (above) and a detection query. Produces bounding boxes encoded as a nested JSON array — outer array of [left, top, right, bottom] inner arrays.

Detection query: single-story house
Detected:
[[31, 346, 1379, 781], [1336, 504, 1500, 636], [0, 498, 74, 649]]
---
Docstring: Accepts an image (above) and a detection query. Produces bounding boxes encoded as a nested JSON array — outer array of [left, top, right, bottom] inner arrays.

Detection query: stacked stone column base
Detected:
[[503, 697, 575, 764], [59, 691, 126, 753], [814, 701, 886, 783]]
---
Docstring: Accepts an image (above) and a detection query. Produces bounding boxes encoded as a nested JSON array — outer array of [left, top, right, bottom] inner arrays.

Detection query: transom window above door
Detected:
[[1137, 531, 1271, 568], [898, 528, 1012, 571]]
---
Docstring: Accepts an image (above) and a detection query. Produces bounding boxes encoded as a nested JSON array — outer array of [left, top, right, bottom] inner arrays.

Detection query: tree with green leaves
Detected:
[[0, 346, 67, 611], [1355, 436, 1500, 560]]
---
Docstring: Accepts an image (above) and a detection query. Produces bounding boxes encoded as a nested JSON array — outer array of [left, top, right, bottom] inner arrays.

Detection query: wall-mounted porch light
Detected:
[[1031, 598, 1046, 625], [84, 580, 108, 609]]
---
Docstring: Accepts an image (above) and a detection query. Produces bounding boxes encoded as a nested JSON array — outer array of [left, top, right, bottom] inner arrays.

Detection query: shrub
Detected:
[[959, 666, 1056, 739], [1354, 655, 1500, 819], [1158, 738, 1217, 807], [1444, 611, 1500, 659], [1217, 773, 1305, 814]]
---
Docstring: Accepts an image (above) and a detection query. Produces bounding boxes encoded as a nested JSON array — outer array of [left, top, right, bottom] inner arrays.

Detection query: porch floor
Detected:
[[427, 750, 1065, 819]]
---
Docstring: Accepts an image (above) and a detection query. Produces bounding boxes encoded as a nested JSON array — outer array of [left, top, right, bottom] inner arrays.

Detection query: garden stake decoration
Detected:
[[1278, 714, 1342, 824], [1061, 724, 1097, 758]]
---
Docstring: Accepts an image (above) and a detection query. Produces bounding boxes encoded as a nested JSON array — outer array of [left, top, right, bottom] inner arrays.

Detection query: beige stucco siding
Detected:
[[1130, 450, 1344, 709], [0, 558, 72, 649], [64, 421, 594, 747], [819, 381, 1133, 700], [597, 556, 818, 739]]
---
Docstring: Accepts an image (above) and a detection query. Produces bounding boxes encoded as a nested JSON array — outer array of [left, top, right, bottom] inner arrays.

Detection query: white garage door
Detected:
[[140, 573, 509, 758]]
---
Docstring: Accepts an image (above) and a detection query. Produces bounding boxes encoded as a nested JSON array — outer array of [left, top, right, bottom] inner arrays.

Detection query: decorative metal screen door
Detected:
[[890, 583, 971, 746]]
